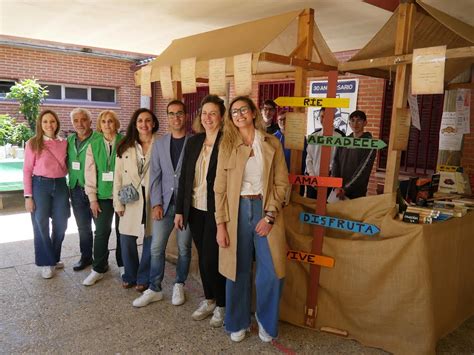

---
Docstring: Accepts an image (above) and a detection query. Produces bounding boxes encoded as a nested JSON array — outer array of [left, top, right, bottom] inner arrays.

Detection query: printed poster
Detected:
[[209, 58, 226, 96], [233, 53, 252, 96], [180, 57, 196, 94], [439, 112, 463, 151], [412, 46, 446, 95], [456, 88, 471, 134]]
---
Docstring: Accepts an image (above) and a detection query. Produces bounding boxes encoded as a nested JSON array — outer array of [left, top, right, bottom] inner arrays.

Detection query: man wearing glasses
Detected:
[[331, 110, 376, 200], [133, 100, 192, 308], [261, 99, 279, 134]]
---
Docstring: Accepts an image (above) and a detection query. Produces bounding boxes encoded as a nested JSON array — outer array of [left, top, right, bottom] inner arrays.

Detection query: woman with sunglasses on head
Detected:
[[174, 95, 227, 327], [113, 108, 158, 291], [214, 96, 289, 343], [82, 110, 124, 286], [23, 110, 70, 279]]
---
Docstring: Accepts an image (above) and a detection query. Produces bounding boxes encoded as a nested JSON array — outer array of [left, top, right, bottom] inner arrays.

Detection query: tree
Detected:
[[0, 114, 33, 146], [6, 78, 48, 132]]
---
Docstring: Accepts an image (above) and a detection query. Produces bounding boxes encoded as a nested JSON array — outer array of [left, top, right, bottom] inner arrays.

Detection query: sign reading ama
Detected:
[[300, 212, 380, 236], [289, 174, 342, 188]]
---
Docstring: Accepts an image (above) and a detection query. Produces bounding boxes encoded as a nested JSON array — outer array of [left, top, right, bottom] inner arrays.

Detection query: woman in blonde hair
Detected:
[[82, 110, 124, 286], [214, 96, 289, 342], [23, 110, 70, 279]]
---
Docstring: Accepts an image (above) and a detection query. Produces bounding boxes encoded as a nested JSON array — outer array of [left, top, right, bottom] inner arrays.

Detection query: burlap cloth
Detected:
[[281, 192, 474, 354]]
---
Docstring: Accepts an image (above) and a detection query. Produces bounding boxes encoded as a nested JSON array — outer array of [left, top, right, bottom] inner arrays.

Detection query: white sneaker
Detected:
[[133, 289, 163, 308], [210, 306, 225, 327], [192, 300, 216, 320], [255, 313, 273, 343], [171, 283, 185, 306], [119, 266, 125, 277], [230, 328, 248, 342], [41, 266, 54, 279], [82, 270, 104, 286], [55, 261, 64, 269]]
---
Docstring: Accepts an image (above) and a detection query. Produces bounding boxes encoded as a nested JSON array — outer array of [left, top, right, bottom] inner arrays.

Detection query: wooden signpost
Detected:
[[287, 250, 335, 268], [300, 212, 380, 235], [274, 96, 350, 108], [288, 174, 342, 188], [307, 135, 387, 149]]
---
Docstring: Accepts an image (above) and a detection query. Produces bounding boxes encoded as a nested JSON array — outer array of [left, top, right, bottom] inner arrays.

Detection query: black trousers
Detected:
[[188, 207, 226, 307]]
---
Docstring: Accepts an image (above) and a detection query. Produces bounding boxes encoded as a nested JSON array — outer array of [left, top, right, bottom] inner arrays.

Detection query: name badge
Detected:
[[102, 172, 114, 182], [72, 161, 81, 170]]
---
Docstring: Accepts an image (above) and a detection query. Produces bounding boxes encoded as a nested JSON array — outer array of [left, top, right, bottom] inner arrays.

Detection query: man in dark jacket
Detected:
[[261, 99, 279, 134], [331, 110, 376, 200]]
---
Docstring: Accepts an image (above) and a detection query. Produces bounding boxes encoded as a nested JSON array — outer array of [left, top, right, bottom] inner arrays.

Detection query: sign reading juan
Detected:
[[300, 212, 380, 236], [307, 134, 387, 150], [274, 96, 350, 108], [289, 174, 342, 188]]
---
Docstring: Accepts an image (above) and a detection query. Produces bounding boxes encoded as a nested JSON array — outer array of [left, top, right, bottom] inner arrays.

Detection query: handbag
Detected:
[[117, 160, 149, 205]]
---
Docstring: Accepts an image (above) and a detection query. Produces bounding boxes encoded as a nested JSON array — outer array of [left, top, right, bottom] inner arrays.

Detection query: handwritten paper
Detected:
[[209, 58, 226, 96], [412, 46, 446, 95], [140, 65, 152, 97], [180, 57, 196, 94], [456, 89, 471, 134], [407, 94, 420, 130], [159, 66, 174, 99], [233, 53, 252, 96], [439, 112, 462, 151], [285, 112, 306, 150], [393, 108, 411, 150]]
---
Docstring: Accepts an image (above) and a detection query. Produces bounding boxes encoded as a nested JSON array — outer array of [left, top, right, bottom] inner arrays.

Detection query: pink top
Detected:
[[23, 137, 68, 196]]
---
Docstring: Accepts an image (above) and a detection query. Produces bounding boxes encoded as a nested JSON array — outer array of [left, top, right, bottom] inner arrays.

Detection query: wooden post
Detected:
[[290, 8, 314, 180], [383, 0, 416, 193]]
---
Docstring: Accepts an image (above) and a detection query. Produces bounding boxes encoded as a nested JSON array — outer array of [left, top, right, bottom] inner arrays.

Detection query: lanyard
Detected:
[[73, 133, 93, 160]]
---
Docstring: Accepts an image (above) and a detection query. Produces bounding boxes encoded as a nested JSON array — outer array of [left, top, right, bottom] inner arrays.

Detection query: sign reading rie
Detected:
[[300, 212, 380, 236], [275, 96, 350, 108], [289, 174, 342, 188]]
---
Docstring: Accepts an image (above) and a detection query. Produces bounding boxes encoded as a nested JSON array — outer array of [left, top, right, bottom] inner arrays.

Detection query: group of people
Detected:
[[23, 95, 291, 343]]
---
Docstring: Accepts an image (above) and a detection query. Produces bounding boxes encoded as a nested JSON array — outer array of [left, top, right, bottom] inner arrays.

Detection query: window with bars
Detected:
[[183, 86, 210, 133], [378, 80, 444, 175], [258, 81, 295, 115]]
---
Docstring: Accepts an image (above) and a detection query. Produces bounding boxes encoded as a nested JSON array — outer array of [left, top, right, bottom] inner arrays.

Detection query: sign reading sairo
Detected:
[[307, 134, 387, 150]]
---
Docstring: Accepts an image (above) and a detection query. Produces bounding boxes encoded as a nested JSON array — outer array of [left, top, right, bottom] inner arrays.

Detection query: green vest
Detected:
[[67, 131, 101, 188], [90, 133, 123, 200]]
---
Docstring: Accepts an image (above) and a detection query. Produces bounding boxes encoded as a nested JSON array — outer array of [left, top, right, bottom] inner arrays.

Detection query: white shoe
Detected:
[[230, 328, 248, 342], [119, 266, 125, 277], [192, 300, 216, 321], [41, 266, 54, 279], [255, 313, 273, 343], [133, 289, 163, 307], [210, 306, 225, 327], [82, 270, 104, 286], [55, 261, 64, 269], [171, 283, 185, 306]]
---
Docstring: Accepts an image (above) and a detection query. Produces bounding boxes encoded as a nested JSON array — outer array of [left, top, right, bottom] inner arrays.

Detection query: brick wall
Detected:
[[0, 45, 141, 134]]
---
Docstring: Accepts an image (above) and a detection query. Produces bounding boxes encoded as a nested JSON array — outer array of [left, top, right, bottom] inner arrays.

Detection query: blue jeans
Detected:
[[31, 176, 70, 266], [149, 202, 192, 292], [70, 185, 93, 260], [120, 234, 151, 285], [225, 198, 284, 338]]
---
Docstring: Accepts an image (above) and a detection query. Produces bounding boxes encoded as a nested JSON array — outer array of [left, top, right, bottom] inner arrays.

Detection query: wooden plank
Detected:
[[384, 1, 416, 194], [288, 174, 343, 188], [287, 250, 335, 268], [275, 96, 349, 108], [307, 135, 387, 149], [259, 52, 337, 72], [300, 212, 381, 235]]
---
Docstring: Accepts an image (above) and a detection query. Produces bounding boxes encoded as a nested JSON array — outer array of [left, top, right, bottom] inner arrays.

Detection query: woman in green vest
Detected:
[[83, 110, 123, 286]]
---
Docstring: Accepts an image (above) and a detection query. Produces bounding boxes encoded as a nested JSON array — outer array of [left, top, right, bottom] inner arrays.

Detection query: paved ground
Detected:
[[0, 193, 473, 354]]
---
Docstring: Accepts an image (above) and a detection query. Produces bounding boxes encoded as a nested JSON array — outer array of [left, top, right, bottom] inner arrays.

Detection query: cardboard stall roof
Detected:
[[346, 0, 474, 82], [136, 9, 338, 84]]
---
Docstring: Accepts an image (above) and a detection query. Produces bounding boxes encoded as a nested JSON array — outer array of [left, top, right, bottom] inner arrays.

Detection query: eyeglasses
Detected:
[[201, 111, 219, 118], [231, 106, 250, 118], [167, 111, 185, 119]]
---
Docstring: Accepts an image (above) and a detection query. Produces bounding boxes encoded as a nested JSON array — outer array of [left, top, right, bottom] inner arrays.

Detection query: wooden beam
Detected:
[[259, 52, 337, 72], [339, 46, 474, 72], [447, 81, 474, 90], [384, 1, 416, 194]]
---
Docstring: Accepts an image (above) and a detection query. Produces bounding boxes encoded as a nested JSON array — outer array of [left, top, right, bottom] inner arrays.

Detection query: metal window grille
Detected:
[[183, 86, 210, 133], [258, 81, 295, 116]]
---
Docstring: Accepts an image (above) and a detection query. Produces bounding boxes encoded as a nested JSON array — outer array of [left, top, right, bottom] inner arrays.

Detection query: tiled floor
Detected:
[[1, 195, 473, 354]]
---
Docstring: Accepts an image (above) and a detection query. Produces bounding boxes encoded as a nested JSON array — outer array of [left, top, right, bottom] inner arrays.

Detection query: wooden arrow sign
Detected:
[[307, 135, 387, 150], [300, 212, 380, 236], [287, 250, 334, 268], [289, 174, 342, 188], [275, 96, 350, 108]]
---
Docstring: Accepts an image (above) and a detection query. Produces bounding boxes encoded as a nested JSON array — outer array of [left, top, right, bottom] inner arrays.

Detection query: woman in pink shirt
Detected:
[[23, 110, 70, 279]]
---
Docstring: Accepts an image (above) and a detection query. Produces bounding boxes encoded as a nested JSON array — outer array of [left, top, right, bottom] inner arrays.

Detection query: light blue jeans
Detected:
[[225, 198, 284, 338], [149, 202, 192, 292]]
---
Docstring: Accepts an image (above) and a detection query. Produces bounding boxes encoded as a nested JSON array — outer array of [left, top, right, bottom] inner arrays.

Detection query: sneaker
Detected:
[[132, 289, 163, 308], [192, 300, 216, 321], [230, 329, 247, 342], [41, 266, 54, 279], [255, 313, 273, 343], [55, 261, 64, 269], [82, 270, 104, 286], [119, 266, 125, 277], [171, 283, 185, 306], [209, 306, 225, 327]]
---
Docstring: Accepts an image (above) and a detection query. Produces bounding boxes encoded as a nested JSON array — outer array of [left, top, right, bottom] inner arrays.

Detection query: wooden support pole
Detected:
[[383, 0, 416, 194]]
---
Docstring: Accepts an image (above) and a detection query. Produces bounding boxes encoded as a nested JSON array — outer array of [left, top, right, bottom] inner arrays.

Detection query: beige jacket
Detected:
[[214, 131, 290, 281], [113, 139, 155, 237]]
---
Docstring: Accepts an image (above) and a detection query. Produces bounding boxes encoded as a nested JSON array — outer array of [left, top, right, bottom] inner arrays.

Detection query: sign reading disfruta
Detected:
[[307, 134, 387, 149], [287, 250, 334, 268], [274, 96, 350, 108], [289, 174, 342, 188], [300, 212, 380, 236]]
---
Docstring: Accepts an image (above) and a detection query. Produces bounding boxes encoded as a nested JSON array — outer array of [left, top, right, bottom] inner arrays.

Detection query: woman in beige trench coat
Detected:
[[214, 96, 289, 343]]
